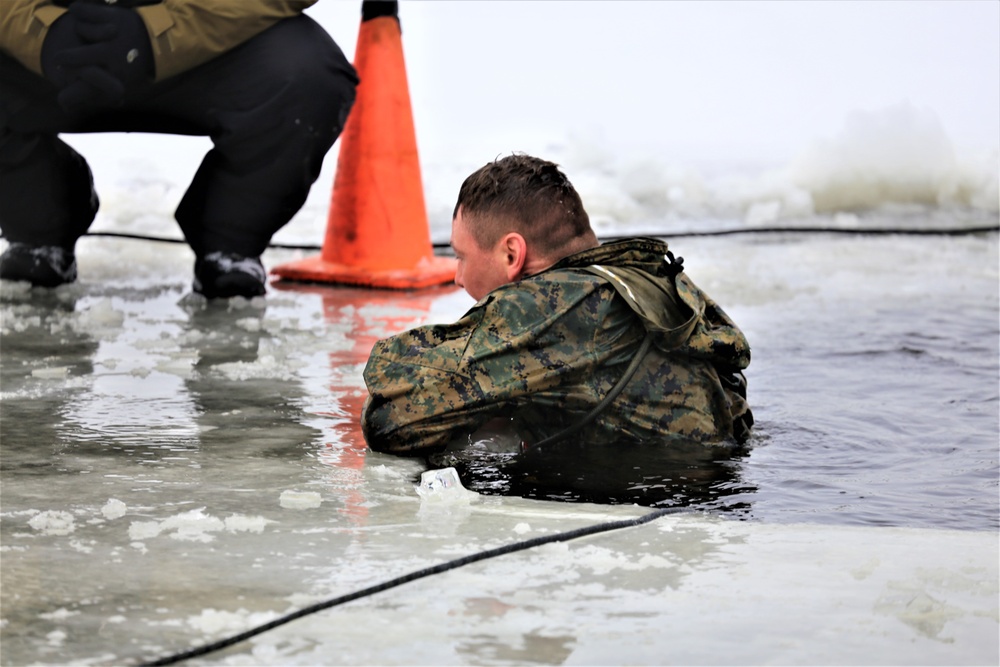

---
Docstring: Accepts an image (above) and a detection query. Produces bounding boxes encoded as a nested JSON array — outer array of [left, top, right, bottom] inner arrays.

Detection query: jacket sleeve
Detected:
[[361, 277, 613, 454], [0, 0, 65, 75], [136, 0, 318, 81], [361, 315, 498, 455]]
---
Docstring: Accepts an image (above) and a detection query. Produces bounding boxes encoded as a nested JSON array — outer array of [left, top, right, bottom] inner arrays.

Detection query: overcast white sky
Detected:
[[306, 1, 1000, 166]]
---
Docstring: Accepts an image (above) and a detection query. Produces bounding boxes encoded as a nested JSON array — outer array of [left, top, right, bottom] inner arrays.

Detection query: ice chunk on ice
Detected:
[[128, 508, 233, 543], [160, 508, 224, 542], [28, 510, 76, 536], [73, 298, 124, 335], [224, 514, 273, 533], [235, 317, 261, 332], [367, 464, 406, 480], [31, 366, 70, 379], [129, 521, 162, 541], [101, 498, 127, 520], [187, 608, 276, 635], [279, 490, 323, 509], [415, 467, 478, 502]]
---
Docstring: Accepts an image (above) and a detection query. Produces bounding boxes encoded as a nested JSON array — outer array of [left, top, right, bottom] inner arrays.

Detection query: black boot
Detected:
[[193, 252, 267, 299], [0, 243, 78, 287]]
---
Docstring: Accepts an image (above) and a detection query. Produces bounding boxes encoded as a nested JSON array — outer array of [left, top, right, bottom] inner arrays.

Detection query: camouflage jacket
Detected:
[[362, 238, 752, 455]]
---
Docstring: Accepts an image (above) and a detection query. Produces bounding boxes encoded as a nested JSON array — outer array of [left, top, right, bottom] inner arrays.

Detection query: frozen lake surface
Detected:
[[1, 225, 997, 665]]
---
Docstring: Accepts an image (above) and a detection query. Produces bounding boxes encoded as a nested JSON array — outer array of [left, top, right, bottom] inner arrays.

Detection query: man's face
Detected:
[[451, 208, 511, 301]]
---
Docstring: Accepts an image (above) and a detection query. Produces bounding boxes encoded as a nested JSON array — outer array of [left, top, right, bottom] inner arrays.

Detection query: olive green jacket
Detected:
[[362, 238, 753, 455], [0, 0, 316, 81]]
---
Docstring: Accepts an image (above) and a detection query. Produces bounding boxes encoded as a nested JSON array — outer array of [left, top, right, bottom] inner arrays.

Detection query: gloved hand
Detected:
[[40, 2, 154, 115]]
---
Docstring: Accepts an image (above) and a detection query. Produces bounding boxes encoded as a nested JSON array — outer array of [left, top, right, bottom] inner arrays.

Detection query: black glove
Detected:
[[41, 2, 154, 115]]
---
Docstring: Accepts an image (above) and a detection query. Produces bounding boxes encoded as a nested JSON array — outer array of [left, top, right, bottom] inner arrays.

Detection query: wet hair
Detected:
[[453, 154, 595, 257]]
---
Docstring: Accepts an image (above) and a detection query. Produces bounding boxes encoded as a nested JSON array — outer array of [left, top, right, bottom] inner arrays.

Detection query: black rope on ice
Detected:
[[2, 223, 996, 256], [531, 332, 655, 451], [583, 223, 1000, 244], [72, 231, 322, 251], [137, 505, 687, 666]]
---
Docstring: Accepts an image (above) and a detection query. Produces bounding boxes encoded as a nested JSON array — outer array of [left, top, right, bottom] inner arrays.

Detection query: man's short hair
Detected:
[[453, 154, 593, 257]]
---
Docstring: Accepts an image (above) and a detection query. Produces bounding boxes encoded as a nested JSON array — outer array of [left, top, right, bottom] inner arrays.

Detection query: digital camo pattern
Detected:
[[362, 238, 752, 454]]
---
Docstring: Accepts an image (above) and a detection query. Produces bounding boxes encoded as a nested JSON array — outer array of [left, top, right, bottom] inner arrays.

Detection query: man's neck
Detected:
[[521, 234, 599, 278]]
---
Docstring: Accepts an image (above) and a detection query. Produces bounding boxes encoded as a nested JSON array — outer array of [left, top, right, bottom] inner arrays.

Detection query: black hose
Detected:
[[531, 332, 655, 450], [582, 223, 1000, 243], [138, 504, 687, 666], [2, 222, 994, 256]]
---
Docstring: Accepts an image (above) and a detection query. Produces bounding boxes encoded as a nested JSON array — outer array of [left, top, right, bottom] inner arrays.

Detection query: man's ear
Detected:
[[500, 232, 527, 281]]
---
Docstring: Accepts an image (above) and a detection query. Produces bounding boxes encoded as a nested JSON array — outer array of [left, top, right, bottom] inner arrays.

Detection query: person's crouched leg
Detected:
[[0, 55, 99, 288], [160, 15, 358, 298]]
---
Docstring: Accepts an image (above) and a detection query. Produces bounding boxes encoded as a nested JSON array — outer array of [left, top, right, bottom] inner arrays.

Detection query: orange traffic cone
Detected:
[[271, 1, 456, 289]]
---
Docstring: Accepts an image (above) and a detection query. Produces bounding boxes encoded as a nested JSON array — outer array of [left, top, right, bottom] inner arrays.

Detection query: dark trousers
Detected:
[[0, 14, 357, 257]]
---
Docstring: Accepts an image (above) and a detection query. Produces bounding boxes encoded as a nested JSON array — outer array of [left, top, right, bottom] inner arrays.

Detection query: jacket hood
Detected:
[[550, 237, 751, 371]]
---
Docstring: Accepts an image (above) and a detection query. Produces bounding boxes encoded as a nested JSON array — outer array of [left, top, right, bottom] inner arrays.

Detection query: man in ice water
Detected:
[[362, 153, 753, 455], [0, 0, 361, 298]]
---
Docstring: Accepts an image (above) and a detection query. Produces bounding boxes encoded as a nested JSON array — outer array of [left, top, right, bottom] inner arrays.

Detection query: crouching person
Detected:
[[0, 0, 358, 298]]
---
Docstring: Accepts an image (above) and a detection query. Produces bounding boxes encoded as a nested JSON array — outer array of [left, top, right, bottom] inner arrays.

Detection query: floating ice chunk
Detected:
[[69, 539, 93, 554], [128, 521, 163, 541], [415, 467, 479, 502], [0, 280, 32, 300], [572, 544, 676, 575], [39, 608, 79, 620], [366, 464, 409, 481], [31, 367, 70, 379], [10, 315, 42, 331], [224, 514, 273, 533], [154, 352, 196, 379], [160, 508, 225, 542], [102, 498, 127, 520], [128, 508, 230, 543], [214, 355, 302, 381], [46, 630, 67, 647], [513, 522, 532, 535], [235, 317, 261, 332], [28, 510, 76, 536], [279, 490, 323, 509], [187, 608, 276, 635], [73, 298, 124, 334]]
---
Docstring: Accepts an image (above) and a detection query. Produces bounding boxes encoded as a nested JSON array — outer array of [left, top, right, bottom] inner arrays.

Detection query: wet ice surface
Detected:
[[1, 232, 998, 665]]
